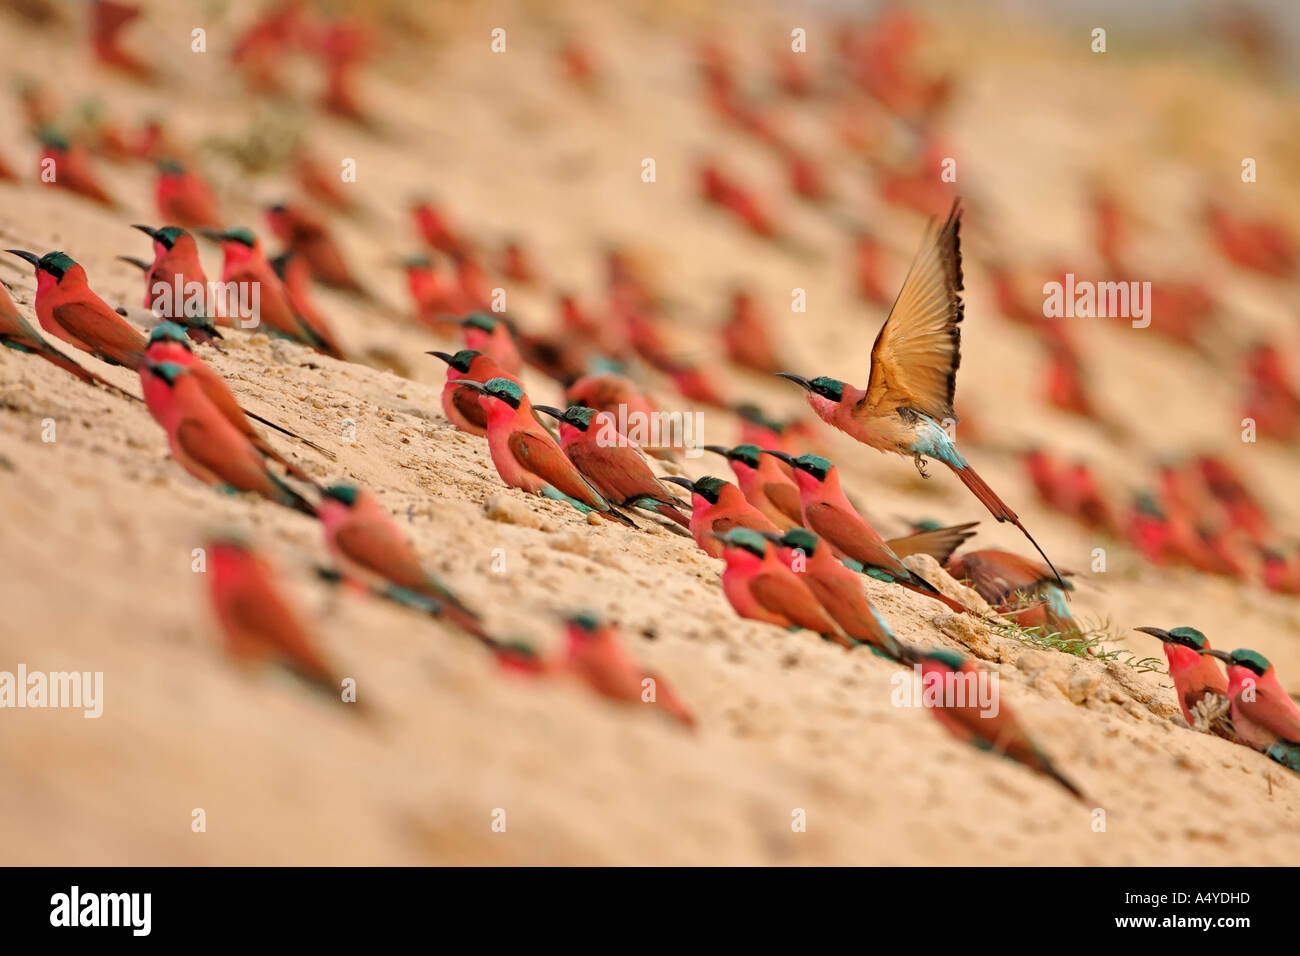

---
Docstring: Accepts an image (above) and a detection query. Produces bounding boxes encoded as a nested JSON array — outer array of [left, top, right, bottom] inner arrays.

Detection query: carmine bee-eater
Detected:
[[776, 200, 1063, 585], [6, 249, 146, 368], [720, 288, 780, 374], [1202, 647, 1300, 772], [761, 528, 907, 659], [450, 378, 636, 526], [206, 536, 352, 705], [204, 228, 340, 357], [141, 360, 316, 515], [714, 528, 855, 648], [231, 0, 307, 93], [461, 313, 522, 375], [563, 614, 695, 728], [143, 322, 322, 479], [428, 349, 520, 437], [38, 132, 115, 206], [852, 230, 892, 305], [269, 250, 347, 360], [1205, 201, 1295, 277], [662, 475, 779, 558], [704, 444, 803, 529], [1242, 341, 1300, 442], [316, 484, 484, 636], [128, 224, 220, 342], [565, 369, 676, 460], [155, 160, 220, 228], [496, 238, 540, 285], [402, 256, 464, 332], [90, 0, 154, 80], [946, 548, 1076, 635], [1196, 455, 1268, 541], [265, 202, 363, 292], [913, 648, 1086, 800], [1133, 626, 1235, 739], [533, 404, 690, 527], [410, 199, 465, 256], [767, 451, 966, 612], [0, 280, 131, 395]]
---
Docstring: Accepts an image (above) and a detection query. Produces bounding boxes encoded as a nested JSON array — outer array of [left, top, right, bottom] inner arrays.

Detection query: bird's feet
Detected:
[[913, 453, 929, 479]]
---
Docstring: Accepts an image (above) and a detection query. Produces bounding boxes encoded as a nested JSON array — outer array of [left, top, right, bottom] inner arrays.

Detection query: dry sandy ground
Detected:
[[1, 0, 1299, 864]]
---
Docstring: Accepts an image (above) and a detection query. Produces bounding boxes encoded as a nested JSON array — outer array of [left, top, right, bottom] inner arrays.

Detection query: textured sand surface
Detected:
[[1, 1, 1298, 864]]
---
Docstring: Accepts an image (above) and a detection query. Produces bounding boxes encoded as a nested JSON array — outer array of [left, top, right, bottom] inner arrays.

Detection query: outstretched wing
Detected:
[[856, 199, 964, 423]]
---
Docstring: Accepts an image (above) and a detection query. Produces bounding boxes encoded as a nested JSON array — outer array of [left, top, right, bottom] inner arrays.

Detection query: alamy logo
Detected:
[[150, 275, 261, 328], [1042, 273, 1151, 328], [0, 665, 102, 718], [50, 886, 151, 936]]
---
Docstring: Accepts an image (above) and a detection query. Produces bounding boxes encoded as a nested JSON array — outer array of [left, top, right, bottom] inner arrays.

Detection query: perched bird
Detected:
[[402, 256, 465, 332], [662, 475, 779, 558], [768, 451, 967, 613], [155, 160, 221, 228], [428, 349, 520, 437], [6, 249, 146, 368], [265, 202, 363, 292], [913, 648, 1086, 800], [776, 200, 1062, 584], [1205, 201, 1295, 277], [38, 131, 115, 206], [450, 378, 635, 526], [206, 536, 351, 705], [0, 280, 131, 395], [720, 288, 780, 374], [204, 228, 340, 356], [1134, 626, 1235, 739], [411, 199, 465, 256], [269, 250, 347, 360], [128, 224, 220, 342], [565, 370, 675, 461], [946, 548, 1076, 635], [714, 528, 856, 649], [563, 614, 695, 728], [143, 322, 322, 479], [316, 484, 484, 637], [704, 444, 803, 530], [461, 312, 522, 375], [90, 0, 154, 80], [1202, 647, 1300, 772], [762, 528, 907, 659], [533, 404, 689, 527], [140, 360, 316, 514]]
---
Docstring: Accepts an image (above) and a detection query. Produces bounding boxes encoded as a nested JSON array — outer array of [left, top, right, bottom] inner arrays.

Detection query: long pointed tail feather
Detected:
[[243, 408, 337, 460], [950, 462, 1067, 589]]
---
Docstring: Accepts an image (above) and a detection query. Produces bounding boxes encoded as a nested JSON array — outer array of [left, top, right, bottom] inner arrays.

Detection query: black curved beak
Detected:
[[765, 449, 797, 466], [662, 476, 695, 491], [703, 445, 731, 458], [756, 530, 784, 545], [1202, 648, 1233, 662], [197, 229, 225, 242], [448, 379, 489, 395], [427, 351, 455, 365], [131, 224, 160, 240], [775, 372, 812, 391], [1134, 626, 1172, 642], [6, 249, 40, 268], [533, 405, 564, 420]]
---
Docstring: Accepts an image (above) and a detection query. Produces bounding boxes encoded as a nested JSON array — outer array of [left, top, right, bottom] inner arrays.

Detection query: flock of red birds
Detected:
[[2, 1, 1300, 802]]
